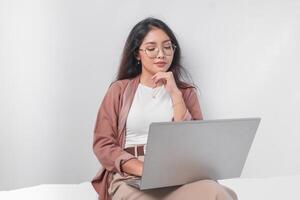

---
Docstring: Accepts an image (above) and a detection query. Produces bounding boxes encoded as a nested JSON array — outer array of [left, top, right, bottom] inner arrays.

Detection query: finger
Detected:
[[153, 76, 164, 84], [151, 71, 166, 79], [152, 72, 167, 81], [152, 74, 160, 83], [155, 78, 167, 86]]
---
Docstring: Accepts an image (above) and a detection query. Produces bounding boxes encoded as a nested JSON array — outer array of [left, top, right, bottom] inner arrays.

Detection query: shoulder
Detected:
[[105, 75, 140, 98], [107, 79, 131, 93], [178, 82, 198, 96], [178, 82, 200, 107], [100, 79, 132, 109]]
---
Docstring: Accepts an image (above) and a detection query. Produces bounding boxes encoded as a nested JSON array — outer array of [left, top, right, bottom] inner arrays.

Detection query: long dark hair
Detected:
[[115, 17, 196, 89]]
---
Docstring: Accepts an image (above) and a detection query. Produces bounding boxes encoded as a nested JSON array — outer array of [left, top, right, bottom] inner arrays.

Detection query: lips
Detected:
[[154, 62, 167, 67]]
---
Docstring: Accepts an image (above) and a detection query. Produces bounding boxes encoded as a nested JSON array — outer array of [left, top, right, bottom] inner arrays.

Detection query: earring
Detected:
[[137, 60, 140, 65]]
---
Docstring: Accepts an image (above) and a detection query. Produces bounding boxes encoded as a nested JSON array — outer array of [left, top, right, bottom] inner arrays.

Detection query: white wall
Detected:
[[1, 0, 299, 191]]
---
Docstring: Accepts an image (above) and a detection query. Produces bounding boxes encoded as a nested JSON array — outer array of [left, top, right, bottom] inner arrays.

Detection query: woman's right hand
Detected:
[[121, 158, 144, 177]]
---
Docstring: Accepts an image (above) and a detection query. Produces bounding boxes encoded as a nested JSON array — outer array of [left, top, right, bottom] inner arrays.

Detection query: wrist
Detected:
[[137, 161, 143, 176]]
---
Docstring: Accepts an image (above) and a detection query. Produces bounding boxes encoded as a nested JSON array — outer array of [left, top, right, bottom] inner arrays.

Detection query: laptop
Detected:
[[125, 117, 261, 190]]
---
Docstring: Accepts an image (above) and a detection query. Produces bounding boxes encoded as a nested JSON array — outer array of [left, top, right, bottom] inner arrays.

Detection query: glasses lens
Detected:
[[145, 44, 175, 58], [146, 48, 158, 58], [163, 44, 175, 56]]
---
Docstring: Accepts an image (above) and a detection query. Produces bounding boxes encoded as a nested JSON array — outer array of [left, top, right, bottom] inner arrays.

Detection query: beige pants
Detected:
[[108, 156, 238, 200]]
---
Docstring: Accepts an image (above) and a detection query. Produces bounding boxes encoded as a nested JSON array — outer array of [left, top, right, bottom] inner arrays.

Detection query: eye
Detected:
[[164, 46, 172, 49], [146, 47, 156, 51]]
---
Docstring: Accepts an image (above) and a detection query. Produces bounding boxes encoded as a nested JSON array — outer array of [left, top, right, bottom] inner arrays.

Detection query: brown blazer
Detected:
[[91, 74, 203, 200]]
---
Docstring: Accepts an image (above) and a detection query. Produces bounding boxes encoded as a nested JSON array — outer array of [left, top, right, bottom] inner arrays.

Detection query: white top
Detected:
[[125, 83, 174, 149]]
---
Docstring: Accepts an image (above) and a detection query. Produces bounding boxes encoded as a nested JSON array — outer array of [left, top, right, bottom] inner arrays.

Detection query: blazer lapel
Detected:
[[118, 75, 140, 147]]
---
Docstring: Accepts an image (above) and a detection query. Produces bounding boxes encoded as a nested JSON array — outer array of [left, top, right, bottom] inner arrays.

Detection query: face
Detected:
[[136, 28, 174, 76]]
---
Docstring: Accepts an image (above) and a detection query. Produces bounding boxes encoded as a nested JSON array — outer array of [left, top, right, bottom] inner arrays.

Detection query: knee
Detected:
[[184, 179, 221, 192], [216, 183, 238, 200], [192, 180, 237, 200], [222, 185, 238, 200], [198, 179, 221, 188]]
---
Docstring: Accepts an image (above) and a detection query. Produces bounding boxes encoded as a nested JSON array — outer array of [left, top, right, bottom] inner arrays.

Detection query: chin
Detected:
[[155, 66, 169, 72], [148, 65, 170, 75]]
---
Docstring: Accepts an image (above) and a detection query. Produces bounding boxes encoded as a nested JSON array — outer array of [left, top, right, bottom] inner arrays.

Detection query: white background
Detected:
[[1, 0, 299, 191]]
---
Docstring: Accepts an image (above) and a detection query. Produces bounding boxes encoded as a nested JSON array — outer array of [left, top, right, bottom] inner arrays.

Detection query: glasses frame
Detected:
[[138, 43, 177, 59]]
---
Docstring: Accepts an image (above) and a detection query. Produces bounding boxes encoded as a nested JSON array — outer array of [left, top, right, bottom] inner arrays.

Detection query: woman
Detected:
[[91, 17, 238, 200]]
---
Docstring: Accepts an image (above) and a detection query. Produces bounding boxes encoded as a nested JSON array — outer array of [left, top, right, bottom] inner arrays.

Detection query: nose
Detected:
[[156, 48, 165, 59]]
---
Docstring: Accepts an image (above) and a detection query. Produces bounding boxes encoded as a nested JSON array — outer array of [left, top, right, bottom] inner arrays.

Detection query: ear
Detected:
[[134, 51, 140, 60]]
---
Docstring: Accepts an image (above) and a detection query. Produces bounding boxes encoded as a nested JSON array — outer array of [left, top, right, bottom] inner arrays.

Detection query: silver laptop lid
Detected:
[[140, 118, 260, 190]]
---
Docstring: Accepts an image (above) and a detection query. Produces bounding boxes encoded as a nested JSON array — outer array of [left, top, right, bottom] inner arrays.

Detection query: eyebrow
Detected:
[[144, 39, 171, 45]]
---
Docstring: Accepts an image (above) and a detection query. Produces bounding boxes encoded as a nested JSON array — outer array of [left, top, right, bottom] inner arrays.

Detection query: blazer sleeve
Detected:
[[181, 87, 203, 121], [92, 82, 135, 176]]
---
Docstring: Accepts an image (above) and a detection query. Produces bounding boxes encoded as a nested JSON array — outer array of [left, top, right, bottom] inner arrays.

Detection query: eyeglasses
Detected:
[[139, 44, 176, 59]]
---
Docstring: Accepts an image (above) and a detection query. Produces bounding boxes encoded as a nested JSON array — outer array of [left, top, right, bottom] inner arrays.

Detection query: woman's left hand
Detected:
[[151, 71, 181, 97]]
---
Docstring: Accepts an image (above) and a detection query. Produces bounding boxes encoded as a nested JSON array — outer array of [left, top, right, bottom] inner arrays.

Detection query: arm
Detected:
[[151, 72, 202, 121], [121, 159, 143, 177], [171, 87, 203, 121], [171, 90, 188, 121], [93, 82, 136, 176]]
